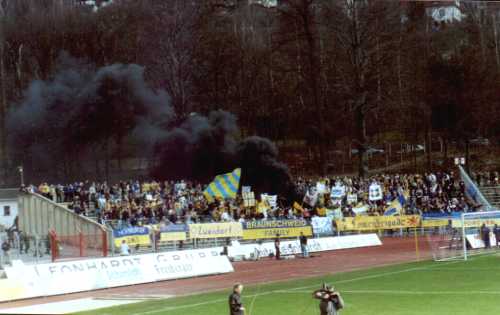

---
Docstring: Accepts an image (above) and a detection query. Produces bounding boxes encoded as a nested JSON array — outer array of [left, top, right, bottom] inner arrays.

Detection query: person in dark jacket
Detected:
[[274, 234, 281, 260], [313, 283, 345, 315], [300, 232, 309, 258], [229, 283, 245, 315], [481, 224, 491, 248], [494, 224, 500, 247]]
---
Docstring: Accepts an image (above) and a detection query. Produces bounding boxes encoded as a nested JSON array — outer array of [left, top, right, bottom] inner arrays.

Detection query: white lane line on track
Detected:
[[276, 289, 500, 295], [131, 259, 464, 315]]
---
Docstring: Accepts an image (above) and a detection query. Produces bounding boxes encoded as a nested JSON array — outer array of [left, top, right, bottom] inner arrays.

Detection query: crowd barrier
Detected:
[[18, 192, 110, 260], [1, 247, 233, 302], [110, 215, 471, 251], [228, 234, 381, 259]]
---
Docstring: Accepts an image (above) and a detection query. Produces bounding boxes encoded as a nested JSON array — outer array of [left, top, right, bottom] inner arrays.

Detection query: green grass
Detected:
[[78, 254, 500, 315]]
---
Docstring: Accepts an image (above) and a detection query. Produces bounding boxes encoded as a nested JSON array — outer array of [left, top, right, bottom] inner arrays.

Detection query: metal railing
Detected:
[[17, 192, 111, 257]]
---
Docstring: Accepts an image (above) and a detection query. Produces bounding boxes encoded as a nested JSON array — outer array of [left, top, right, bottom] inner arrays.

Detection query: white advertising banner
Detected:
[[466, 234, 497, 249], [311, 217, 333, 235], [3, 248, 231, 302], [228, 234, 381, 259]]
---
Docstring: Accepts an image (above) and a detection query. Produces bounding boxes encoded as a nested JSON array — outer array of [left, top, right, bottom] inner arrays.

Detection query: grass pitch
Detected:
[[79, 254, 500, 315]]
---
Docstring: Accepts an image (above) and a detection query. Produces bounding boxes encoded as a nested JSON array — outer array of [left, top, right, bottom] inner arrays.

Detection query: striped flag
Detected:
[[384, 191, 408, 216], [203, 168, 241, 203]]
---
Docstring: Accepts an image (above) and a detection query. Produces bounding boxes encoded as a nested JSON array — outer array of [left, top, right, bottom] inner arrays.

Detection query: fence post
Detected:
[[152, 231, 156, 253], [79, 232, 84, 257], [102, 230, 108, 257], [50, 230, 58, 262]]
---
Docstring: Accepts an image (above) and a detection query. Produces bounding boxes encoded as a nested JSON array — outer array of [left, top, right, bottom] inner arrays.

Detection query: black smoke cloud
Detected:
[[152, 110, 238, 181], [10, 52, 295, 199], [8, 52, 172, 173], [153, 113, 296, 201]]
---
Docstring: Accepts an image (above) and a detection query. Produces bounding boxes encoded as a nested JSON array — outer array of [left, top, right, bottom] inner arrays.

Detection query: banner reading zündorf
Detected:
[[113, 226, 151, 247], [189, 222, 243, 239], [242, 219, 312, 240], [335, 215, 421, 231]]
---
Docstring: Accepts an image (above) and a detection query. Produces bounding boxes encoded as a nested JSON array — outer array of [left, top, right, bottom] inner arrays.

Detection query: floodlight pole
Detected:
[[18, 166, 24, 187]]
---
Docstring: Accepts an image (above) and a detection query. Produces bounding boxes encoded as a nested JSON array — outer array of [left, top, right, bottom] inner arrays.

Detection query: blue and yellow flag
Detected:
[[384, 192, 408, 216], [203, 168, 241, 203]]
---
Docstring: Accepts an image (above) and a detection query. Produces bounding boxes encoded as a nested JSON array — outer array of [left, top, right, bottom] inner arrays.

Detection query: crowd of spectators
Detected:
[[471, 170, 499, 187], [21, 170, 490, 230]]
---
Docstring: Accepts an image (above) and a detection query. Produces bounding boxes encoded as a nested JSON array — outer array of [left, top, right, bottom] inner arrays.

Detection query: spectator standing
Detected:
[[481, 224, 491, 248], [494, 224, 500, 247], [120, 240, 130, 256], [300, 232, 309, 258], [19, 231, 30, 254], [274, 234, 281, 260], [1, 239, 11, 266]]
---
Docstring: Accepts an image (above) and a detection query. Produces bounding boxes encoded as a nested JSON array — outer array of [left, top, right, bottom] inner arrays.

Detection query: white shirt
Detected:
[[221, 211, 231, 222], [120, 243, 130, 256]]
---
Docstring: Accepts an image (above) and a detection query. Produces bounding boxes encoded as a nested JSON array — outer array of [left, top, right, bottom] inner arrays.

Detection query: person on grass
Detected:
[[313, 283, 344, 315], [229, 283, 245, 315]]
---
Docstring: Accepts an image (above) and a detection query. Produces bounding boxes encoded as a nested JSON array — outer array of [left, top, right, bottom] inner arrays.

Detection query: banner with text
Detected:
[[189, 222, 243, 239], [336, 215, 421, 231], [228, 234, 381, 259], [113, 226, 151, 248], [242, 219, 312, 240], [160, 224, 188, 241], [3, 248, 232, 302], [421, 219, 450, 228]]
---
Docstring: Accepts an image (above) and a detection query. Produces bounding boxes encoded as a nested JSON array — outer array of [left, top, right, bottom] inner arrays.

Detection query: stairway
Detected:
[[479, 186, 500, 209]]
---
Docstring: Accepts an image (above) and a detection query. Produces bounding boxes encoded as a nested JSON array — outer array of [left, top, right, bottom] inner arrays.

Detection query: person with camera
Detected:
[[229, 283, 245, 315], [313, 283, 345, 315]]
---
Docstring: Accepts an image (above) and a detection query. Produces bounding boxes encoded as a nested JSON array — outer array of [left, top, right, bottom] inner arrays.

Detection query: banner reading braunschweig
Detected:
[[242, 219, 312, 240], [335, 215, 421, 231], [189, 222, 243, 239]]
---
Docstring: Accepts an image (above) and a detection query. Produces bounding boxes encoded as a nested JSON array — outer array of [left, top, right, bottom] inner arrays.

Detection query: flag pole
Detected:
[[414, 225, 420, 261]]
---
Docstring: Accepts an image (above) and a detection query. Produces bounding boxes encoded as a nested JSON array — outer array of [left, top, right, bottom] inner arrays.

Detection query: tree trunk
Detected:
[[493, 13, 500, 72], [104, 139, 110, 182], [0, 17, 7, 179], [356, 106, 368, 178], [426, 124, 432, 172], [465, 138, 471, 175], [302, 6, 326, 175]]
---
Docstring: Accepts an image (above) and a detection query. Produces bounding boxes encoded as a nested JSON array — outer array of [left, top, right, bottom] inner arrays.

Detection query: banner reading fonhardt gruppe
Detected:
[[113, 226, 151, 247], [3, 248, 232, 301], [160, 224, 188, 241], [335, 215, 421, 231], [242, 219, 312, 240]]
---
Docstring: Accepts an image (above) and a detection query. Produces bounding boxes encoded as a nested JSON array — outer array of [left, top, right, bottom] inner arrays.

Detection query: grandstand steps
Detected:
[[479, 186, 500, 208]]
